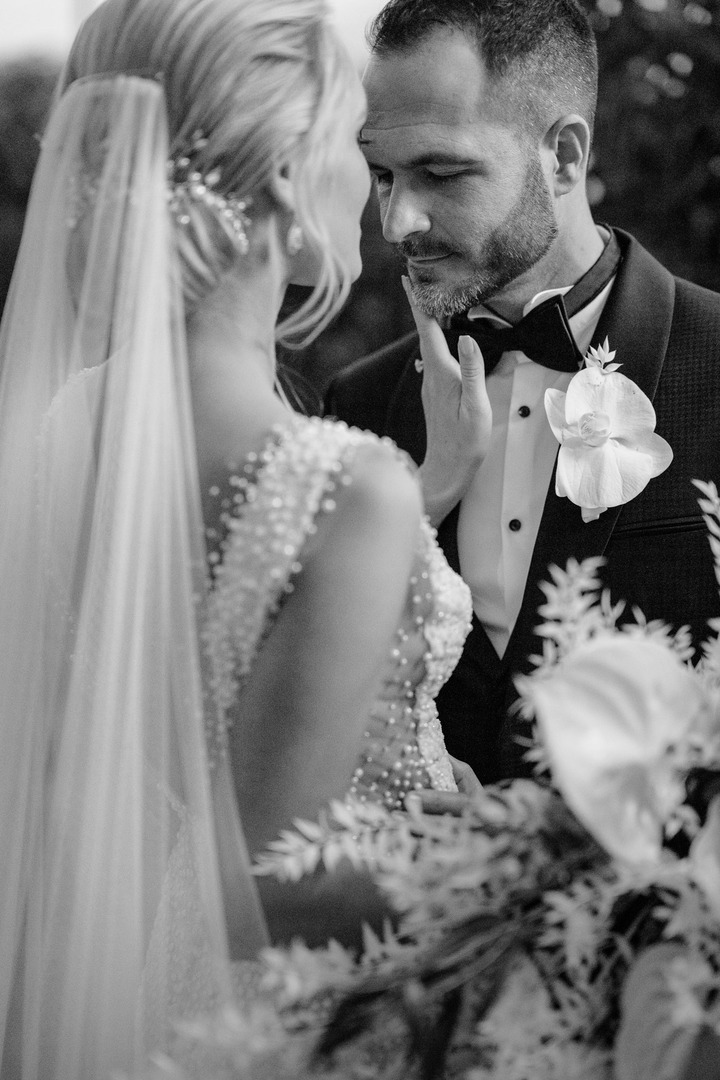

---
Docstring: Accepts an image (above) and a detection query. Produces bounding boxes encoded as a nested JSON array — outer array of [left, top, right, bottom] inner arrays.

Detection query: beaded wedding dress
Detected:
[[141, 414, 473, 1072], [203, 414, 473, 811]]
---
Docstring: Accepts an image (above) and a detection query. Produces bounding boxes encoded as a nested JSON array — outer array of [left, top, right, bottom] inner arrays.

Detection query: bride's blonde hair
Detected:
[[59, 0, 361, 343]]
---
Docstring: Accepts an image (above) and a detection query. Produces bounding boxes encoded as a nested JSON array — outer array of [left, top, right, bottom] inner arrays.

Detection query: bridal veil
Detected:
[[0, 69, 267, 1079]]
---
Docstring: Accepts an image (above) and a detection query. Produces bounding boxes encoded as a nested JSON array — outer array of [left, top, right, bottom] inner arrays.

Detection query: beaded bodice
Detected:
[[347, 517, 473, 809], [202, 416, 472, 810]]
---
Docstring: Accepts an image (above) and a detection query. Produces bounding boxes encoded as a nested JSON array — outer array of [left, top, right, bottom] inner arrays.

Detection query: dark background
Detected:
[[1, 0, 718, 404]]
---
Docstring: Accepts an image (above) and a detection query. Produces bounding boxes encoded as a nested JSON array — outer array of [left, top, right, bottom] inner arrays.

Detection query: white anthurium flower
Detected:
[[545, 339, 673, 522], [524, 635, 704, 865]]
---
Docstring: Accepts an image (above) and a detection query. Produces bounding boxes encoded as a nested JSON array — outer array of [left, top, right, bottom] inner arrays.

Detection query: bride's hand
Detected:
[[450, 754, 484, 797], [402, 276, 492, 527], [405, 756, 483, 815]]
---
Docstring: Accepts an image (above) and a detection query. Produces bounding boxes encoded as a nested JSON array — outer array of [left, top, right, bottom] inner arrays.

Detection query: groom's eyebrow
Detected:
[[359, 144, 481, 170]]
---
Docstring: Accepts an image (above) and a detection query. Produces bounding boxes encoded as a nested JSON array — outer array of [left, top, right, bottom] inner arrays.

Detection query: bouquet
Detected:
[[148, 481, 720, 1080]]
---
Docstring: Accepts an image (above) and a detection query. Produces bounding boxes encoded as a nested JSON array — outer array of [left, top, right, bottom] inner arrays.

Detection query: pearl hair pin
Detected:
[[166, 130, 253, 253]]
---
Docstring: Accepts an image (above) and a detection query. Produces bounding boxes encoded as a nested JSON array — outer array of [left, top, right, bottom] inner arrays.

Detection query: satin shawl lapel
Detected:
[[503, 229, 677, 676]]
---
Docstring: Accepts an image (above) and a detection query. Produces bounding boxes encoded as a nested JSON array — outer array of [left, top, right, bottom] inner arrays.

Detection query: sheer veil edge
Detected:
[[0, 74, 266, 1079]]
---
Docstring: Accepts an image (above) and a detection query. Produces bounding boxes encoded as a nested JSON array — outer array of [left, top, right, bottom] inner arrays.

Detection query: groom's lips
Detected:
[[406, 253, 452, 265]]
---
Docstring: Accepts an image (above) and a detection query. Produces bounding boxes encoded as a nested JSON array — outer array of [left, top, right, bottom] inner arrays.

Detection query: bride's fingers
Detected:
[[401, 276, 458, 378], [402, 279, 489, 420], [458, 335, 490, 418], [405, 790, 469, 816], [449, 754, 484, 797], [458, 335, 484, 385]]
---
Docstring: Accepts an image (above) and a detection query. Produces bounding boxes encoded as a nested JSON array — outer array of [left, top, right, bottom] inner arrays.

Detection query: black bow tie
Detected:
[[444, 228, 622, 375], [448, 294, 581, 372]]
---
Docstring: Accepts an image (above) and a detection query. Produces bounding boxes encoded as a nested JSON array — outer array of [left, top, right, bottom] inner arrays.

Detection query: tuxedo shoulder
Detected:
[[329, 330, 419, 393], [664, 275, 720, 373], [323, 330, 419, 428], [672, 274, 720, 328]]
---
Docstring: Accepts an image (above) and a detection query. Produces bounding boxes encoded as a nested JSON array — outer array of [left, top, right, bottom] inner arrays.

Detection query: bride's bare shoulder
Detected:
[[346, 432, 421, 516], [306, 425, 423, 565]]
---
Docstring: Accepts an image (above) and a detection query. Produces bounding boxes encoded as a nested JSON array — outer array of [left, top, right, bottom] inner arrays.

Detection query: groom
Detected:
[[326, 0, 720, 783]]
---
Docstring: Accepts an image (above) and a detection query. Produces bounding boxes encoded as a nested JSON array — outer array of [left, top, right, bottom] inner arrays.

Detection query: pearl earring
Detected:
[[286, 222, 304, 256]]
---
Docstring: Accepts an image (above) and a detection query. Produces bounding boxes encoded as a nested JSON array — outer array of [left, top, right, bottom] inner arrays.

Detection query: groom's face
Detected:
[[361, 26, 558, 318]]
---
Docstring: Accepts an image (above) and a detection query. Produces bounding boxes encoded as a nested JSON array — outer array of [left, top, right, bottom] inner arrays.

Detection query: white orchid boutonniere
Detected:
[[545, 339, 673, 522]]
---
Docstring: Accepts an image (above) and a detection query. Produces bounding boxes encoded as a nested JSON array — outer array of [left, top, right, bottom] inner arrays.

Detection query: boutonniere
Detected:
[[544, 338, 673, 523]]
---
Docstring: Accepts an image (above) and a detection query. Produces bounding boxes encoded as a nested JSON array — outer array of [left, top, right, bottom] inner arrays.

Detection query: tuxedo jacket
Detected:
[[325, 229, 720, 782]]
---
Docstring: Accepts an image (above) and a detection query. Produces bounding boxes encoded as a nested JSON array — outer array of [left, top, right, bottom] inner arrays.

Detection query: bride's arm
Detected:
[[228, 440, 422, 948]]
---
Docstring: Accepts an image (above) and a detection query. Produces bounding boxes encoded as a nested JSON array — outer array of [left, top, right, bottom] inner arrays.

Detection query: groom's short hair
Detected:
[[367, 0, 599, 139]]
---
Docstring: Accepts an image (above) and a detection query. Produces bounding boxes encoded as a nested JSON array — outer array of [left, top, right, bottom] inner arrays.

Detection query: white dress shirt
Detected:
[[456, 276, 615, 657]]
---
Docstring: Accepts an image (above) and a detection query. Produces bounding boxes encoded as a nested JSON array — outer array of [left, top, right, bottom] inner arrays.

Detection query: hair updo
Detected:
[[59, 0, 360, 342]]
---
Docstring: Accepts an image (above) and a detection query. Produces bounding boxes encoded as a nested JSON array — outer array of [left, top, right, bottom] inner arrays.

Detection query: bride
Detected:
[[0, 0, 490, 1076]]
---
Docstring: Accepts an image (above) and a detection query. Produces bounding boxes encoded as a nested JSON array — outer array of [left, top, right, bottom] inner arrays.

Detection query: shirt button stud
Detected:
[[518, 405, 531, 418], [509, 518, 522, 532]]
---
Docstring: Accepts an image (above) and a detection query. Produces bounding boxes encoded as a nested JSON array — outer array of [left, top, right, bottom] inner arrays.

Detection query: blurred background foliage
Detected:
[[587, 0, 720, 290], [0, 0, 718, 403], [0, 56, 60, 320]]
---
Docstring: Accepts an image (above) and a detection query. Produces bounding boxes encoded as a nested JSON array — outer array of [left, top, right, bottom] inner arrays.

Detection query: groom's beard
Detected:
[[403, 155, 559, 320]]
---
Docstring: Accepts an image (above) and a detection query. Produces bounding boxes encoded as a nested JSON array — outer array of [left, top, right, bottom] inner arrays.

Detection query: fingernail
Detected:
[[459, 335, 475, 359]]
